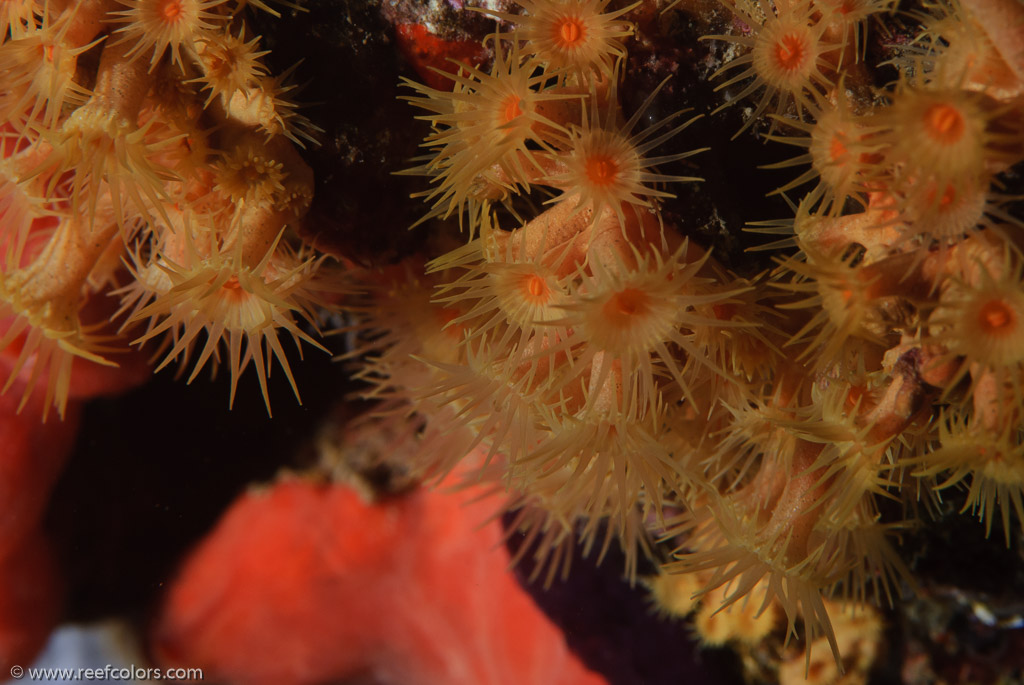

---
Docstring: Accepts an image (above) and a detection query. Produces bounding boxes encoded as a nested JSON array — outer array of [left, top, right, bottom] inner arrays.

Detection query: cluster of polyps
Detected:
[[358, 0, 763, 583], [684, 0, 1024, 666], [0, 0, 327, 419], [355, 0, 1024, 674]]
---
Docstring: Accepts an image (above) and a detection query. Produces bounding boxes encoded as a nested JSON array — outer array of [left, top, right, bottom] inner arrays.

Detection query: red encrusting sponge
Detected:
[[152, 473, 609, 685]]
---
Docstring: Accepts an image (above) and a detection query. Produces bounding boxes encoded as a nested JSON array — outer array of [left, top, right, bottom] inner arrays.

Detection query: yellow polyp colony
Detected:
[[777, 600, 882, 685], [0, 10, 95, 132], [349, 0, 1024, 679], [0, 0, 331, 418], [110, 0, 229, 70], [399, 44, 577, 233], [927, 248, 1024, 412], [704, 0, 843, 138], [192, 28, 269, 106], [549, 81, 707, 228], [763, 92, 882, 215], [872, 87, 1007, 224], [473, 0, 637, 80], [651, 569, 783, 650], [6, 0, 1008, 677], [354, 0, 748, 589], [122, 231, 325, 414], [913, 409, 1024, 545]]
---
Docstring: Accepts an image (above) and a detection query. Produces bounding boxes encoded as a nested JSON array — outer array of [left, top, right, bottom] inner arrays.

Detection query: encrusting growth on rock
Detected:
[[5, 0, 1024, 680], [348, 0, 1024, 680], [0, 0, 331, 418]]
